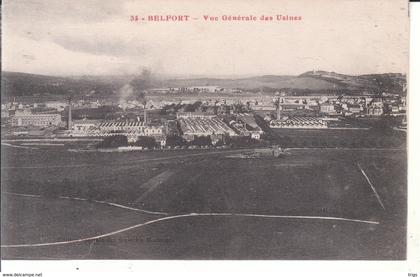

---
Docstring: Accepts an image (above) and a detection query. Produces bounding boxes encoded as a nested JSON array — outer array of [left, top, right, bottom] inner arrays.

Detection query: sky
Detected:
[[2, 0, 409, 77]]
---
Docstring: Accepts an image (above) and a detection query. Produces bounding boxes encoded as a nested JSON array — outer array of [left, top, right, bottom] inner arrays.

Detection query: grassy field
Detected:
[[267, 126, 406, 149], [1, 142, 407, 259]]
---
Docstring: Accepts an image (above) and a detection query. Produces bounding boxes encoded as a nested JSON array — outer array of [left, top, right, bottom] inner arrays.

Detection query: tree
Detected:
[[183, 101, 202, 112], [191, 135, 212, 146], [233, 103, 247, 114], [229, 136, 261, 148], [166, 135, 185, 146], [97, 135, 128, 148], [134, 136, 157, 148]]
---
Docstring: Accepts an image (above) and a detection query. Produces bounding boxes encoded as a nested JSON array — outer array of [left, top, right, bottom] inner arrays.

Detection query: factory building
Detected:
[[71, 120, 97, 134], [270, 116, 328, 129], [178, 115, 237, 142], [228, 113, 264, 139], [97, 121, 164, 136], [71, 120, 164, 138], [11, 110, 62, 127]]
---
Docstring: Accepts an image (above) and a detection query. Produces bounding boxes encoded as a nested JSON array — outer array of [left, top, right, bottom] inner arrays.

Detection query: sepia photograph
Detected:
[[0, 0, 413, 268]]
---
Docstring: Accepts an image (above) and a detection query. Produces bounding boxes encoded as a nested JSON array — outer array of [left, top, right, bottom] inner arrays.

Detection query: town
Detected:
[[1, 83, 407, 151]]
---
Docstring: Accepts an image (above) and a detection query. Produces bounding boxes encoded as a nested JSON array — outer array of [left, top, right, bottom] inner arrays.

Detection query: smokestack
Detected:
[[277, 97, 281, 120], [143, 104, 147, 125], [68, 100, 72, 130]]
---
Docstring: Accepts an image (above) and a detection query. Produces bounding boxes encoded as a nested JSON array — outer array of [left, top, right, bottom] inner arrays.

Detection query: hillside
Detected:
[[1, 70, 406, 100], [1, 72, 124, 100], [299, 71, 406, 94]]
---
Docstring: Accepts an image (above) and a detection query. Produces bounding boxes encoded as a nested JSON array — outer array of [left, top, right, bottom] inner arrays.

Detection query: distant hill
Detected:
[[163, 75, 342, 91], [163, 71, 406, 94], [299, 71, 406, 94], [1, 71, 125, 100], [1, 70, 406, 100]]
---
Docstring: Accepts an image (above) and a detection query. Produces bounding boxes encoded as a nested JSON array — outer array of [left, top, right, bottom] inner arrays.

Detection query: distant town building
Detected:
[[391, 105, 400, 113], [176, 112, 216, 119], [45, 101, 66, 111], [320, 103, 336, 114], [1, 110, 10, 118], [398, 103, 406, 112], [252, 102, 277, 111], [367, 107, 384, 116], [348, 104, 362, 114], [187, 86, 222, 93], [370, 98, 384, 109]]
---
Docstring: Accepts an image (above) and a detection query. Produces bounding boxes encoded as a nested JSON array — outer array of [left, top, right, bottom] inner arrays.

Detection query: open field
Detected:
[[1, 141, 407, 259], [268, 128, 406, 149]]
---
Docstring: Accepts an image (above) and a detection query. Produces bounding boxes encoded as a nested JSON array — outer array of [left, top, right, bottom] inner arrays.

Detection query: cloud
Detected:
[[4, 0, 124, 24], [51, 34, 147, 58], [2, 34, 147, 76], [2, 0, 409, 76]]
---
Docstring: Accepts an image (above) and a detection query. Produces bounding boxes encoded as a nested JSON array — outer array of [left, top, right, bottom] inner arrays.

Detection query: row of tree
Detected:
[[96, 132, 404, 150], [96, 135, 158, 148], [96, 134, 269, 149]]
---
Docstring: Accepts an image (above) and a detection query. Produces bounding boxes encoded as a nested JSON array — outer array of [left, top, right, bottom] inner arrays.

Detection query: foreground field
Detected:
[[1, 144, 406, 259]]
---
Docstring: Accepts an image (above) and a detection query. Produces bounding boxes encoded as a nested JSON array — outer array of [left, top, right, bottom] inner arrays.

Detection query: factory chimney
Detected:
[[67, 98, 72, 130], [276, 97, 281, 120], [143, 103, 147, 125]]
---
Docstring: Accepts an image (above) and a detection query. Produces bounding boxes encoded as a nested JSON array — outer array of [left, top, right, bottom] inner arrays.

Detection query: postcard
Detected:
[[0, 0, 415, 275]]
